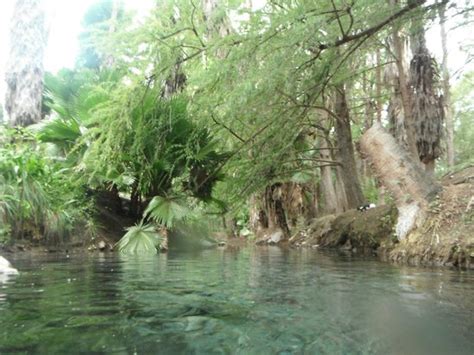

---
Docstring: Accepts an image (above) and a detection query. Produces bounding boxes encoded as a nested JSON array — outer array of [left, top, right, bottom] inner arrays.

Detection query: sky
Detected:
[[0, 0, 154, 110], [0, 0, 472, 113]]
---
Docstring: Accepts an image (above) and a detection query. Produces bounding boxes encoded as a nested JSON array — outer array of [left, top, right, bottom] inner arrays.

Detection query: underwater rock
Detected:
[[184, 316, 218, 332]]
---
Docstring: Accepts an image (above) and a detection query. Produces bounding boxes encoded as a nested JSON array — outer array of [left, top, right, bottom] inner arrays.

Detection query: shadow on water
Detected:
[[0, 247, 473, 354]]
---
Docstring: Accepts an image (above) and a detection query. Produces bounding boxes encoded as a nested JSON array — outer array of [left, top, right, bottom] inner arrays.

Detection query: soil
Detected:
[[290, 166, 474, 269], [383, 169, 474, 268]]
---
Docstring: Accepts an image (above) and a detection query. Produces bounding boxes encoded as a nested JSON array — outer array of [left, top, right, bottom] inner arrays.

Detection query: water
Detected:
[[0, 248, 473, 354]]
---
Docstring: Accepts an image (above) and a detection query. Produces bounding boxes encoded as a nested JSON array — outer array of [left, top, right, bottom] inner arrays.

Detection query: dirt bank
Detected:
[[290, 167, 474, 269]]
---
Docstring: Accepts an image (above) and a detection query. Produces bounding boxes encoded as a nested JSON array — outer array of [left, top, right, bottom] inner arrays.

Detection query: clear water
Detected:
[[0, 248, 473, 354]]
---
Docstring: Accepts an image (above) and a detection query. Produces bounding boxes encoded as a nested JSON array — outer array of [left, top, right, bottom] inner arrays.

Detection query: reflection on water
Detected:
[[0, 248, 473, 354]]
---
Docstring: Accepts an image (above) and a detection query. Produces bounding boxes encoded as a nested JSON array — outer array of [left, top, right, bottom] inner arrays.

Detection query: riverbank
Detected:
[[288, 167, 474, 269], [2, 167, 472, 270]]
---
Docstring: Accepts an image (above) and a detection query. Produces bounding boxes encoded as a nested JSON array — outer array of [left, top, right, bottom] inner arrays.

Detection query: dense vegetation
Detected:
[[1, 0, 473, 253]]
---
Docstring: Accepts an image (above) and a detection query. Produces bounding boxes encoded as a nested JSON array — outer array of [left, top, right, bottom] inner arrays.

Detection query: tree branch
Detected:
[[319, 0, 426, 50]]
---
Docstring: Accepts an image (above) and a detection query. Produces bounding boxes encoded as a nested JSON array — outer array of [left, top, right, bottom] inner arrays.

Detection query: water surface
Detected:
[[1, 248, 473, 354]]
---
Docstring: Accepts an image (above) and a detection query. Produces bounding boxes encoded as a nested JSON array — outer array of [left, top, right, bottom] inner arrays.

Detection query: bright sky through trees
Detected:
[[0, 0, 154, 108]]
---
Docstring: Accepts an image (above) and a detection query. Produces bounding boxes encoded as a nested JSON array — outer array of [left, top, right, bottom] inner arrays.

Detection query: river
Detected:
[[0, 248, 473, 354]]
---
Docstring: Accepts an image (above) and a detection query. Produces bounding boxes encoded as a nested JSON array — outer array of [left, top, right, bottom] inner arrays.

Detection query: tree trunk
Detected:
[[387, 84, 406, 145], [362, 68, 374, 131], [334, 86, 365, 209], [160, 227, 169, 251], [360, 123, 441, 240], [249, 193, 268, 233], [284, 182, 304, 228], [129, 178, 141, 219], [375, 48, 382, 123], [334, 165, 349, 211], [438, 1, 455, 168], [264, 184, 290, 238], [303, 180, 318, 220], [5, 0, 47, 127], [319, 137, 340, 214], [391, 0, 418, 158]]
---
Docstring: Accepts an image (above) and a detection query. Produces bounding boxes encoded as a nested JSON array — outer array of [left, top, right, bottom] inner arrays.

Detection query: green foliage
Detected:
[[7, 0, 472, 250], [116, 222, 162, 254], [39, 44, 228, 251], [104, 0, 406, 206], [361, 177, 379, 204], [452, 71, 474, 167], [0, 127, 91, 244], [144, 195, 190, 228]]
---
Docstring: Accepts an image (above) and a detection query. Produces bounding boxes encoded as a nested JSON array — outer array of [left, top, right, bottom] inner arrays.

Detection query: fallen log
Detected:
[[360, 122, 441, 240]]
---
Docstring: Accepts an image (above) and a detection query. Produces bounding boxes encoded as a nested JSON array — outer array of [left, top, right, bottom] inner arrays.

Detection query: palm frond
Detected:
[[36, 117, 82, 147], [144, 195, 190, 228], [116, 222, 162, 254]]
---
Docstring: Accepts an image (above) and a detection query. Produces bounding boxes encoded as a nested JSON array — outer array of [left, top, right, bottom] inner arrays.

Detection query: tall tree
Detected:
[[438, 1, 455, 168], [5, 0, 47, 127], [319, 134, 340, 214], [334, 85, 365, 208], [390, 0, 418, 157]]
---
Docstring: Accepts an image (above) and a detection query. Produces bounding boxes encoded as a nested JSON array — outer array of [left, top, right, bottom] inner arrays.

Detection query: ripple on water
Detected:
[[0, 249, 472, 354]]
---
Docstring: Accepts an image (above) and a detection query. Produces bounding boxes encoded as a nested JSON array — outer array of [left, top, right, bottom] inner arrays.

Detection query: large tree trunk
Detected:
[[360, 123, 441, 240], [386, 64, 407, 147], [438, 1, 455, 168], [249, 193, 268, 233], [5, 0, 47, 127], [249, 183, 296, 239], [334, 165, 349, 211], [391, 0, 418, 158], [334, 86, 365, 209], [264, 183, 291, 238], [319, 137, 340, 214]]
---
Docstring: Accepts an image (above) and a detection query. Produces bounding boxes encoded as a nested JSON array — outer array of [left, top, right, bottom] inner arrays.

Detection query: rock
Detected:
[[98, 241, 107, 251], [0, 256, 18, 275], [217, 241, 226, 247], [267, 229, 283, 244]]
